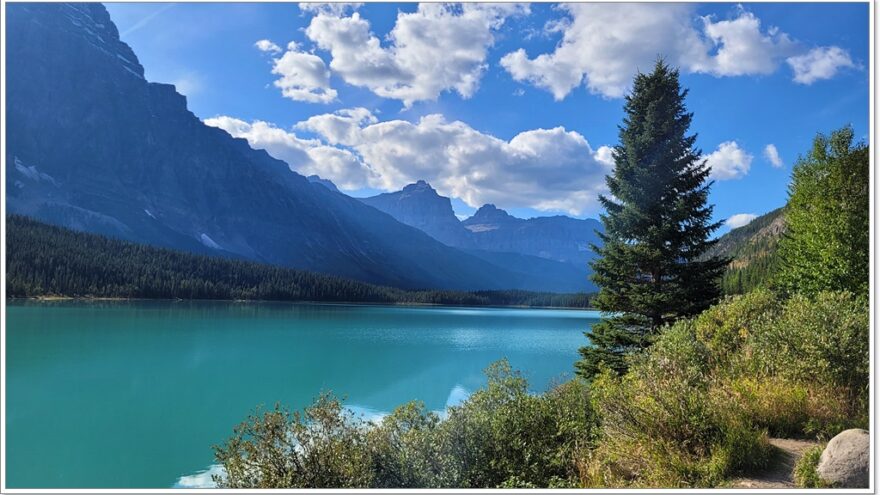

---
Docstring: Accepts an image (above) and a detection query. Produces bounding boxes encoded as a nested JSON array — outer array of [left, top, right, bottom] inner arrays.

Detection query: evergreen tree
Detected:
[[577, 61, 727, 378], [774, 126, 869, 297]]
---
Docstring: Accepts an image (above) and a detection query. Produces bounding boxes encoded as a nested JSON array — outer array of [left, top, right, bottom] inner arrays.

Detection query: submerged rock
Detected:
[[817, 428, 869, 487]]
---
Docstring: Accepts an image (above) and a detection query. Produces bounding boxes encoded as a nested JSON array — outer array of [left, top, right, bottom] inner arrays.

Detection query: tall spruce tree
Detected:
[[576, 61, 727, 379]]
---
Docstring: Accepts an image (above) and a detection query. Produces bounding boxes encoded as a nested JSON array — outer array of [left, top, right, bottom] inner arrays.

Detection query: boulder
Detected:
[[817, 429, 869, 487]]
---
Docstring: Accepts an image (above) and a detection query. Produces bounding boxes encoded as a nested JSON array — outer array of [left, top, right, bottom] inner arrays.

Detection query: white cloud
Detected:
[[295, 107, 378, 146], [269, 43, 338, 104], [501, 4, 848, 99], [787, 46, 855, 84], [726, 213, 758, 229], [763, 144, 783, 168], [501, 4, 707, 99], [203, 116, 374, 189], [298, 3, 361, 17], [302, 110, 613, 215], [254, 39, 281, 54], [705, 141, 753, 180], [304, 4, 528, 107], [695, 10, 796, 76]]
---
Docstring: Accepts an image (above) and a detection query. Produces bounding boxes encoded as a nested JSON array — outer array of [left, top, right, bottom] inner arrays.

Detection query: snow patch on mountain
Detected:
[[199, 233, 221, 250]]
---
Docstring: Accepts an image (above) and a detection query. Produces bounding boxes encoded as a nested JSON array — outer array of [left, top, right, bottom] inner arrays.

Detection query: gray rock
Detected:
[[817, 429, 869, 488]]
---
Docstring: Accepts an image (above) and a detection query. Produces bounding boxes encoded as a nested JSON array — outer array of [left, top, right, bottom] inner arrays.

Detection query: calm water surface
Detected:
[[6, 300, 598, 488]]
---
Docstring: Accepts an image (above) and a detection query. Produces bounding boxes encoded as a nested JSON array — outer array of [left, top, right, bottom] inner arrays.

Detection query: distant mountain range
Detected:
[[6, 3, 598, 293], [360, 182, 602, 289]]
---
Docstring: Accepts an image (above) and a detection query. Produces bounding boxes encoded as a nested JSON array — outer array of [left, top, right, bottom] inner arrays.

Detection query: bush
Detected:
[[752, 291, 869, 420], [692, 289, 779, 369], [583, 288, 867, 487], [213, 393, 374, 488], [214, 360, 598, 488], [584, 322, 773, 487], [793, 445, 831, 488]]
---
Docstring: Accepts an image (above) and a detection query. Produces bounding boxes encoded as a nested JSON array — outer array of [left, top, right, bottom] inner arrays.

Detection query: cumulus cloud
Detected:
[[304, 3, 528, 107], [269, 42, 338, 103], [501, 4, 852, 99], [695, 9, 796, 76], [295, 107, 378, 146], [726, 213, 758, 229], [204, 116, 374, 189], [298, 3, 361, 16], [501, 4, 707, 99], [787, 46, 856, 84], [764, 144, 783, 168], [303, 110, 613, 215], [254, 39, 281, 54], [210, 108, 614, 214], [705, 141, 753, 180]]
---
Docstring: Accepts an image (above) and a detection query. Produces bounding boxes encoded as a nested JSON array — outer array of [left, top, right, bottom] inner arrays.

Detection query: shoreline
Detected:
[[6, 295, 598, 312]]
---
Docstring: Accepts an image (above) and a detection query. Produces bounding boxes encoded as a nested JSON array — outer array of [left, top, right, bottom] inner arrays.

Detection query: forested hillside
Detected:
[[5, 215, 593, 308], [708, 208, 786, 294]]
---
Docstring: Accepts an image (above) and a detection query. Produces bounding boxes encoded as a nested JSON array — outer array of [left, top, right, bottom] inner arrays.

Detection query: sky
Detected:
[[105, 2, 869, 232]]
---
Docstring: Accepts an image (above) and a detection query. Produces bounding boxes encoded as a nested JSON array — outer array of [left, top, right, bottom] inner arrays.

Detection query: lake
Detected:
[[5, 300, 599, 488]]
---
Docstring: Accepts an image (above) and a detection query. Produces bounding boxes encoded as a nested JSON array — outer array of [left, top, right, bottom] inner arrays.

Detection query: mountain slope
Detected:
[[707, 207, 786, 294], [5, 3, 553, 291]]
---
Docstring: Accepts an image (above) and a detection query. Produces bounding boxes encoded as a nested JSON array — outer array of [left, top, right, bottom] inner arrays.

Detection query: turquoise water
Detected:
[[6, 300, 598, 488]]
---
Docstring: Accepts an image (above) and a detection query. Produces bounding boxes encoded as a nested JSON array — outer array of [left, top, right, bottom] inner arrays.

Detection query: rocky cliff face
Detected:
[[5, 3, 556, 291], [360, 181, 475, 248], [462, 205, 603, 269]]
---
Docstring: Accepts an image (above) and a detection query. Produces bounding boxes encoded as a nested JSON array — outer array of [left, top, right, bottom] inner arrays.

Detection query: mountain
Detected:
[[359, 183, 601, 291], [360, 181, 474, 247], [5, 3, 568, 292], [462, 204, 603, 268], [707, 207, 786, 294], [462, 204, 519, 231]]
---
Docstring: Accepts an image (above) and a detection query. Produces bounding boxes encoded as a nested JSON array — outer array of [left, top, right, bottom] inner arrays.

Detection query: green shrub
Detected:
[[752, 291, 869, 419], [717, 376, 807, 437], [794, 445, 831, 488], [585, 322, 773, 487], [430, 361, 596, 488], [693, 289, 779, 369], [213, 393, 374, 488], [214, 360, 598, 488]]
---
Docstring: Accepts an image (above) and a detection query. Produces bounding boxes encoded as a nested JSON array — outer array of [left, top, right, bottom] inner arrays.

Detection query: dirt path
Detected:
[[730, 438, 820, 489]]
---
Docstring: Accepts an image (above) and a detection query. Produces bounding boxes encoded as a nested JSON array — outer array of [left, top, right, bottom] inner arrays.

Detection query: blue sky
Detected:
[[105, 2, 869, 231]]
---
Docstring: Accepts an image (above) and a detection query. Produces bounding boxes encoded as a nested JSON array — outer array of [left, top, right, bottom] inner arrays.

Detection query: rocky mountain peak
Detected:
[[402, 180, 438, 195], [464, 204, 517, 226]]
